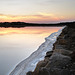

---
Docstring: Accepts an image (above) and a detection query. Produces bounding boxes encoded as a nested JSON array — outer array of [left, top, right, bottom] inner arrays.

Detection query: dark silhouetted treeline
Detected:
[[0, 21, 75, 28]]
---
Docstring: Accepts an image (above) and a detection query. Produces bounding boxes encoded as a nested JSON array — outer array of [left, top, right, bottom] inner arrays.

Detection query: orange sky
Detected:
[[0, 0, 75, 23], [0, 13, 74, 23], [0, 13, 64, 23]]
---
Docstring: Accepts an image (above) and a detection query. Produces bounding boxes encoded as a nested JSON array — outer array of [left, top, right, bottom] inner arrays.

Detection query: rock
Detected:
[[26, 71, 33, 75], [67, 23, 75, 28], [44, 57, 50, 62], [45, 53, 71, 69], [70, 51, 75, 62], [70, 62, 75, 75], [58, 39, 67, 45], [54, 49, 73, 56], [38, 68, 50, 75], [49, 68, 62, 75], [49, 68, 71, 75], [33, 60, 48, 75], [61, 69, 71, 75], [45, 51, 53, 57], [55, 45, 65, 49], [27, 25, 75, 75]]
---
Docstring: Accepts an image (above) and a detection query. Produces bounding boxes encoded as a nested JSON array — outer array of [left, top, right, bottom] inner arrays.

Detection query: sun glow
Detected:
[[0, 13, 66, 23]]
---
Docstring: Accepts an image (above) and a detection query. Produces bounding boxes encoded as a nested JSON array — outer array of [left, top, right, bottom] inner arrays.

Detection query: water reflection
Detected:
[[0, 27, 62, 36], [0, 27, 62, 75]]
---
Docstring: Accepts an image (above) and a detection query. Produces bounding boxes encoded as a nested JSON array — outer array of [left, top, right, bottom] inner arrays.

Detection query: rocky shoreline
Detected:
[[10, 26, 63, 75], [27, 25, 75, 75]]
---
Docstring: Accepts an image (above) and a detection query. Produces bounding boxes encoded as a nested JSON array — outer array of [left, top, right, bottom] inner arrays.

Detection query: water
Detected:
[[0, 27, 62, 75]]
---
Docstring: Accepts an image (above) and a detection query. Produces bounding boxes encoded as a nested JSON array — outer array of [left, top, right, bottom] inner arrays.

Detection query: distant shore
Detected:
[[0, 21, 75, 28]]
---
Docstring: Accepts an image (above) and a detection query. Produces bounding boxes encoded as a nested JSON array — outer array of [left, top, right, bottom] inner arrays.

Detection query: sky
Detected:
[[0, 0, 75, 23]]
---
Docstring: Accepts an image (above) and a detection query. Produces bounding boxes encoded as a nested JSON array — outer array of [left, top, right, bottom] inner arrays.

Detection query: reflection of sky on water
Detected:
[[0, 27, 62, 35], [0, 27, 62, 75]]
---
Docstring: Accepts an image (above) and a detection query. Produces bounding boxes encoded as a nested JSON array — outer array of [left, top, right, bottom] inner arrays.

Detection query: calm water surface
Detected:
[[0, 27, 63, 75]]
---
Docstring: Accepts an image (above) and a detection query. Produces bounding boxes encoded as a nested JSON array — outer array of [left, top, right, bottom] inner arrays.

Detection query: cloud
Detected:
[[0, 13, 66, 23]]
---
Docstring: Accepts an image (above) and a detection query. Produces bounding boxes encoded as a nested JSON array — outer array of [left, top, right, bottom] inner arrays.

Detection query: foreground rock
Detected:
[[27, 25, 75, 75]]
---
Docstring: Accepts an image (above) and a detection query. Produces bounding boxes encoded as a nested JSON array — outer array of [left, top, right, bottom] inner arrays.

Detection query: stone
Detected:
[[38, 68, 50, 75], [33, 60, 48, 75], [49, 68, 71, 75], [54, 49, 73, 56], [26, 71, 33, 75], [45, 51, 53, 57], [55, 45, 65, 49], [70, 51, 75, 62], [45, 53, 71, 68], [58, 39, 67, 45]]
